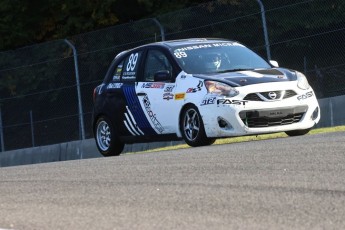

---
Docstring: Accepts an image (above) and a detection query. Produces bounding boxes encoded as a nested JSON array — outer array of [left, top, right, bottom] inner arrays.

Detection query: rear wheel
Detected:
[[95, 116, 124, 156], [285, 128, 311, 137], [180, 105, 216, 147]]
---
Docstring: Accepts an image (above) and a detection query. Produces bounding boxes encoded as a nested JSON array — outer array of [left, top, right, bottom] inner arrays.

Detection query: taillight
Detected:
[[93, 88, 97, 103]]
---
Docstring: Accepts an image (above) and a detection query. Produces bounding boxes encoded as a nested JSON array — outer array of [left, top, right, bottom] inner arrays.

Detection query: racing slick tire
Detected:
[[180, 105, 216, 147], [285, 128, 311, 137], [95, 116, 124, 157]]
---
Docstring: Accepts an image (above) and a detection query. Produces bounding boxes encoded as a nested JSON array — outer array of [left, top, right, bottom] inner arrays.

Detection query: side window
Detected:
[[112, 60, 124, 81], [144, 50, 172, 82], [122, 51, 142, 81]]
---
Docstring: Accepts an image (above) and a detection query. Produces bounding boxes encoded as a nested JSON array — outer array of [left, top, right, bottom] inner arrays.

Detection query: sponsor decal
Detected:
[[201, 97, 216, 106], [175, 93, 186, 100], [122, 75, 136, 80], [217, 99, 248, 106], [163, 93, 174, 100], [174, 42, 243, 54], [113, 75, 120, 81], [123, 106, 144, 136], [297, 91, 313, 101], [142, 95, 164, 133], [186, 81, 203, 93], [107, 83, 123, 89], [212, 42, 244, 47], [164, 85, 175, 92], [142, 82, 165, 89]]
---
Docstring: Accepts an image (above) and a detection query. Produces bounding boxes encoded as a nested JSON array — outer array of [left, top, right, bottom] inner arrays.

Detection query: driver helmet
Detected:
[[205, 53, 222, 70]]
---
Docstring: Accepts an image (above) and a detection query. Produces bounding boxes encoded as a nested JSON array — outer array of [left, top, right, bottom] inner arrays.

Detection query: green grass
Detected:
[[129, 125, 345, 154]]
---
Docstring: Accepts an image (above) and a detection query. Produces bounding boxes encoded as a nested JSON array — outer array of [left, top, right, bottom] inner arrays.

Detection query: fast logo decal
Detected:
[[175, 93, 185, 100], [186, 81, 203, 93], [297, 91, 313, 100], [142, 95, 164, 133], [122, 85, 157, 135], [123, 106, 144, 136], [217, 99, 248, 106], [142, 82, 165, 89]]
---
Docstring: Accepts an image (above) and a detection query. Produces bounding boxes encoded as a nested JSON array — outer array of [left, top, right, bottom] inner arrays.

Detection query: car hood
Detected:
[[193, 68, 297, 87]]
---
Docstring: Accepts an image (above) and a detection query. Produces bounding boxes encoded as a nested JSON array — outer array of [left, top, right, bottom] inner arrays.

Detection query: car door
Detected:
[[135, 49, 179, 134], [104, 49, 155, 138]]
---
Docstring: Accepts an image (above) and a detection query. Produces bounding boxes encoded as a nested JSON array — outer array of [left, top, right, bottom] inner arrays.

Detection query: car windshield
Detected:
[[172, 41, 270, 74]]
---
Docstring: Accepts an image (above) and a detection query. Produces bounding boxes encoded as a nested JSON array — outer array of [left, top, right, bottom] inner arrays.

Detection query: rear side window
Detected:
[[112, 60, 124, 81]]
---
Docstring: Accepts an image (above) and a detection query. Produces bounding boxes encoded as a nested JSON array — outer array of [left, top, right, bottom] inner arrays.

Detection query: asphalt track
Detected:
[[0, 132, 345, 230]]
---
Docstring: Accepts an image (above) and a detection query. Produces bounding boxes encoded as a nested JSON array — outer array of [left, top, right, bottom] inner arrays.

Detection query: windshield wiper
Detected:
[[216, 68, 254, 73]]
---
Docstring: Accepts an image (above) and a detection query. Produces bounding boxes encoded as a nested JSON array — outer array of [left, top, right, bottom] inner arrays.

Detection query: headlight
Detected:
[[296, 72, 310, 90], [205, 81, 239, 97]]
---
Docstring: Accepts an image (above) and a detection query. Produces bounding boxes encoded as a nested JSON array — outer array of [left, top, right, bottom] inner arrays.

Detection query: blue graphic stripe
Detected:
[[123, 85, 157, 135]]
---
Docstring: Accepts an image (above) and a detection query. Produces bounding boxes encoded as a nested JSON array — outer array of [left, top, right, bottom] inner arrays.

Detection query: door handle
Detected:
[[136, 92, 146, 96]]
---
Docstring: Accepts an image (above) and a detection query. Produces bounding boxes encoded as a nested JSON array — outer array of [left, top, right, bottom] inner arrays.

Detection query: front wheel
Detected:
[[285, 128, 311, 137], [180, 105, 216, 147], [95, 116, 124, 157]]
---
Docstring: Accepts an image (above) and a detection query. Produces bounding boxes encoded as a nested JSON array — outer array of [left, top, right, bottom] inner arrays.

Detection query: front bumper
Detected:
[[199, 82, 320, 137]]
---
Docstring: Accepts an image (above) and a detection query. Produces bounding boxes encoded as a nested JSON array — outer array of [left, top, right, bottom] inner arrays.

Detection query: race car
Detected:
[[92, 38, 320, 156]]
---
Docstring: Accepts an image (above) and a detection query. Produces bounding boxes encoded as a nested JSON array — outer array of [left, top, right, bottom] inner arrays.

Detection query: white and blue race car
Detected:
[[93, 38, 320, 156]]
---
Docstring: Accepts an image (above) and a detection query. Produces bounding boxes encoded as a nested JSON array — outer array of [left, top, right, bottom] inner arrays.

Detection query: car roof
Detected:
[[115, 38, 237, 59], [157, 38, 234, 48]]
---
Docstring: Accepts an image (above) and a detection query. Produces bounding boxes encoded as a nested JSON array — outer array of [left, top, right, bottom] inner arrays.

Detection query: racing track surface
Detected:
[[1, 132, 345, 229]]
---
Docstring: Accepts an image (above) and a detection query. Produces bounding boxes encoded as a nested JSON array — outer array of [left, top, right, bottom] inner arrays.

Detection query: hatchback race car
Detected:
[[93, 38, 320, 156]]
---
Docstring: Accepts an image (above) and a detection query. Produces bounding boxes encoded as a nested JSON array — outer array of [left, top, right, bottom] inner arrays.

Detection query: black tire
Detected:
[[285, 128, 311, 137], [94, 116, 124, 156], [180, 105, 216, 147]]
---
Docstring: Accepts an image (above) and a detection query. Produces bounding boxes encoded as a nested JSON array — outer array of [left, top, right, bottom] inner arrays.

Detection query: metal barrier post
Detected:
[[152, 18, 165, 41], [256, 0, 271, 60], [30, 110, 35, 147], [0, 107, 4, 152], [64, 39, 85, 140]]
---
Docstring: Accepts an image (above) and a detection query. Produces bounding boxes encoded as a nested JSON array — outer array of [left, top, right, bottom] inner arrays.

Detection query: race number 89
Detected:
[[174, 52, 187, 58], [126, 53, 139, 71]]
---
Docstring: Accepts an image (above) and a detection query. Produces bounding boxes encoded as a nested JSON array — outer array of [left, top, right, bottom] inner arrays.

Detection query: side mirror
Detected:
[[269, 60, 279, 67], [154, 70, 171, 82]]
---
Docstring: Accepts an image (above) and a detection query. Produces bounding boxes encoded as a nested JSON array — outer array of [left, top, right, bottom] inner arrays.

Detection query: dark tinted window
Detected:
[[143, 50, 172, 82]]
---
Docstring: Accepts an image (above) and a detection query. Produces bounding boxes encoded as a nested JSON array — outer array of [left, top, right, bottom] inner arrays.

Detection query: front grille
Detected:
[[240, 111, 305, 128], [243, 93, 261, 101], [260, 91, 283, 99], [283, 90, 297, 99], [243, 90, 297, 101]]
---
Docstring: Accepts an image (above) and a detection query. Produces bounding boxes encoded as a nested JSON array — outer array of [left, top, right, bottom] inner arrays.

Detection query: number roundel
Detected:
[[126, 53, 139, 71]]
